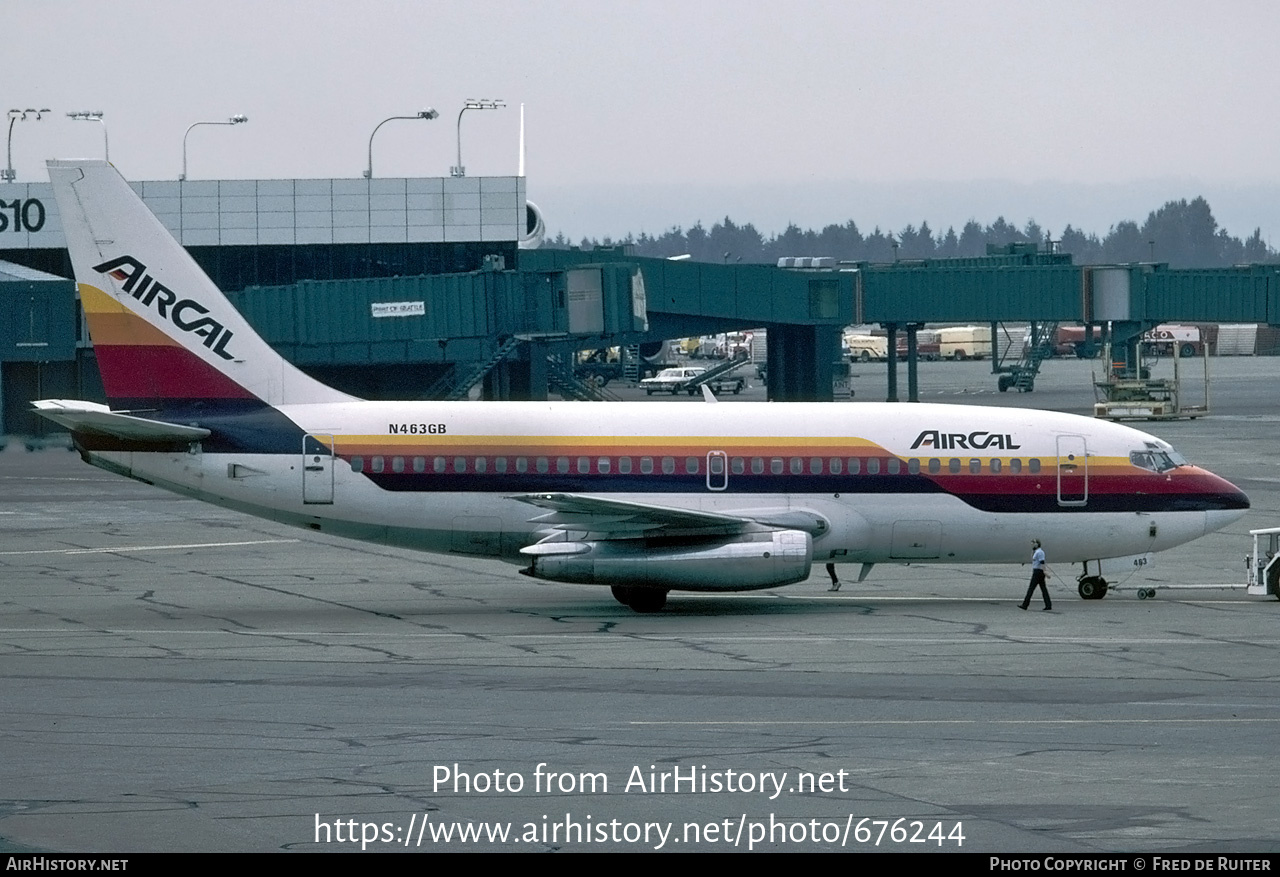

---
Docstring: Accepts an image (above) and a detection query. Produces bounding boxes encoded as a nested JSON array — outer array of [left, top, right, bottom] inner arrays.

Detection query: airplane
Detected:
[[33, 160, 1249, 612]]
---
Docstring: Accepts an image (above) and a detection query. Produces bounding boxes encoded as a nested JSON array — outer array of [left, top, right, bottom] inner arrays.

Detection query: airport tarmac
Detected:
[[1, 356, 1278, 853]]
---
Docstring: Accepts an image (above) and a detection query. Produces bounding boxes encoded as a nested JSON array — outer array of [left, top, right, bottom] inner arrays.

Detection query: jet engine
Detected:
[[518, 200, 545, 250], [522, 529, 813, 591]]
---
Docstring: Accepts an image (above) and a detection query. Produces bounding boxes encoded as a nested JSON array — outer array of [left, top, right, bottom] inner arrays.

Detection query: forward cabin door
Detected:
[[303, 434, 335, 505], [1056, 434, 1088, 507]]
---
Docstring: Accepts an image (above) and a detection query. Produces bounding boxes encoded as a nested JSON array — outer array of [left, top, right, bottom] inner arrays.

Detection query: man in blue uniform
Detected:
[[1020, 539, 1052, 611]]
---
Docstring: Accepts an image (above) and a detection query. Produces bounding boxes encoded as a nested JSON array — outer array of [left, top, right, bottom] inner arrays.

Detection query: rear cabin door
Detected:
[[303, 434, 335, 505], [1056, 434, 1088, 506]]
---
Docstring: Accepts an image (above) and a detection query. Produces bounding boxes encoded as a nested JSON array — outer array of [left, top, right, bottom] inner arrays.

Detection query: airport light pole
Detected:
[[4, 108, 50, 183], [451, 99, 504, 177], [364, 109, 439, 179], [66, 111, 108, 162], [181, 114, 248, 181]]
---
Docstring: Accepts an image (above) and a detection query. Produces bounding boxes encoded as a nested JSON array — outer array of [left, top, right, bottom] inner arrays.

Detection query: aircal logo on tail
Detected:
[[92, 256, 237, 360], [911, 430, 1021, 451]]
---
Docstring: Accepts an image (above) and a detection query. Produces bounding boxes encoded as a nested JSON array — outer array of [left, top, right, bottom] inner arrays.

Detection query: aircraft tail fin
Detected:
[[46, 160, 353, 410]]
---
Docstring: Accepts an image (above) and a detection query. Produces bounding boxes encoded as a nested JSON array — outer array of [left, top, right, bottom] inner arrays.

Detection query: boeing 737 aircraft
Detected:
[[34, 160, 1249, 611]]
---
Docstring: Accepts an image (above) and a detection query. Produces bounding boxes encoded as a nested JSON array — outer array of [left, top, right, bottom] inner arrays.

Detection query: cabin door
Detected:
[[303, 434, 335, 505], [1056, 434, 1088, 507]]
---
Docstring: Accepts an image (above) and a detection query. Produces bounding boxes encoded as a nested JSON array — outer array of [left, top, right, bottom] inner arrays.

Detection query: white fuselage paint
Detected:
[[80, 400, 1243, 591]]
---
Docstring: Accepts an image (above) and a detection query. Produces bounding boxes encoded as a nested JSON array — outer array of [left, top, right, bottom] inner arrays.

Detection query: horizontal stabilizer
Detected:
[[32, 400, 211, 441]]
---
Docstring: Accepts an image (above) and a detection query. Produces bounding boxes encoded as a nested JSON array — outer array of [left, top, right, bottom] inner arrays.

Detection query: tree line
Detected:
[[549, 197, 1275, 269]]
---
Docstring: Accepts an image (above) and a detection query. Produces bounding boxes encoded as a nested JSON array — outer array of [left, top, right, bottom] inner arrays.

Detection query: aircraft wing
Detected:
[[513, 492, 750, 538], [32, 400, 211, 442], [513, 492, 830, 541]]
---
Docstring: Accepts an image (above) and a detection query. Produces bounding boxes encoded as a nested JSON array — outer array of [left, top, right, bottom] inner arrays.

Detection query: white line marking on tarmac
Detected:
[[0, 539, 299, 556], [627, 718, 1280, 725]]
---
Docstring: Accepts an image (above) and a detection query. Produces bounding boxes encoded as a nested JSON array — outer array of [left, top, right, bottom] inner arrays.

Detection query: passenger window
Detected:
[[1009, 458, 1022, 474], [810, 458, 822, 475], [1029, 459, 1041, 474], [494, 457, 507, 474], [867, 458, 881, 475], [392, 456, 405, 473], [372, 456, 384, 473], [434, 456, 446, 473], [453, 457, 465, 473], [752, 457, 764, 475], [908, 458, 920, 475], [413, 456, 425, 473], [829, 458, 843, 475], [598, 457, 611, 474], [969, 459, 981, 474], [790, 457, 803, 475], [618, 457, 632, 474], [640, 457, 654, 474], [577, 456, 590, 474], [557, 457, 570, 474], [685, 457, 699, 475], [928, 458, 941, 474], [536, 457, 549, 473], [516, 457, 529, 473], [771, 458, 783, 475], [990, 458, 1002, 473], [731, 457, 745, 475], [887, 458, 900, 475], [847, 458, 860, 474], [662, 457, 675, 475], [350, 456, 363, 473], [949, 458, 961, 474], [475, 457, 486, 474]]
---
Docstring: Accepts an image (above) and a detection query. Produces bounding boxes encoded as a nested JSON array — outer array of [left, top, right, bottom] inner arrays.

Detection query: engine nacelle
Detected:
[[523, 530, 813, 591], [518, 200, 545, 250]]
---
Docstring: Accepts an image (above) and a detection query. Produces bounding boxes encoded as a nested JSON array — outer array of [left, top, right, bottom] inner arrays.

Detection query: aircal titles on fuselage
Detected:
[[910, 430, 1022, 451]]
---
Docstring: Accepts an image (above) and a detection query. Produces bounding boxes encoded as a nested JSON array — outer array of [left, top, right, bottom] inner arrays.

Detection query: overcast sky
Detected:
[[9, 0, 1280, 243]]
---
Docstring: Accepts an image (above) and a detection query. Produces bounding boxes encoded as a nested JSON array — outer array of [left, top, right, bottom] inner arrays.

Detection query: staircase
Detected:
[[443, 336, 522, 401]]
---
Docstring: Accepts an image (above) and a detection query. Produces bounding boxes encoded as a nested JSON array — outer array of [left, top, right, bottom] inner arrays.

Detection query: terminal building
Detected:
[[2, 170, 1278, 439]]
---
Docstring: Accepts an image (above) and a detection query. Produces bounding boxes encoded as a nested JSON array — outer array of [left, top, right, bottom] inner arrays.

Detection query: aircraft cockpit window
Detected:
[[1131, 449, 1183, 473]]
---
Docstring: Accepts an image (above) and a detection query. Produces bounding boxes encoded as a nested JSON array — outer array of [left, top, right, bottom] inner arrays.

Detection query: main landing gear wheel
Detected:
[[1077, 576, 1109, 600], [610, 585, 669, 613], [1137, 588, 1156, 600]]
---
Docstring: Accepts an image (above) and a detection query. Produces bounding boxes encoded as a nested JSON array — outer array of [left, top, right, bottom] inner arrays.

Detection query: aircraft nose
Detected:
[[1203, 472, 1249, 534]]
